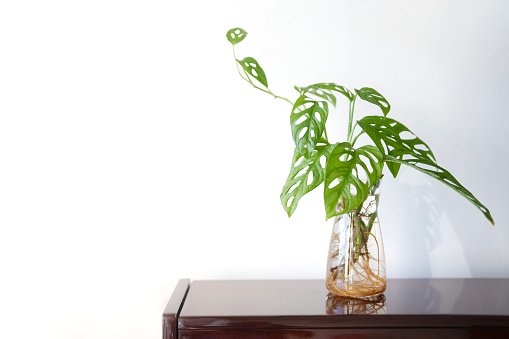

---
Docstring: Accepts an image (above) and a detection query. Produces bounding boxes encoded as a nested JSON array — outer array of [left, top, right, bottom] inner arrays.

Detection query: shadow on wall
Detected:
[[383, 178, 443, 278], [386, 174, 495, 278]]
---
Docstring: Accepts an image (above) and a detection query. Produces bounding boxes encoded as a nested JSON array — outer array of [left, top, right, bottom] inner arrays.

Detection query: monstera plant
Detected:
[[226, 27, 495, 298], [226, 27, 494, 226]]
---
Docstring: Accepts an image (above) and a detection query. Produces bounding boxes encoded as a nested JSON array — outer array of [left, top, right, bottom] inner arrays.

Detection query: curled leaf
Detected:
[[355, 88, 391, 116], [226, 28, 248, 45]]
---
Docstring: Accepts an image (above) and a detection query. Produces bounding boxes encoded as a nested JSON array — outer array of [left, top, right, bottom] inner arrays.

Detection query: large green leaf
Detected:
[[324, 143, 383, 219], [357, 116, 436, 178], [355, 87, 390, 116], [385, 152, 495, 225], [295, 83, 354, 106], [237, 57, 268, 88], [280, 143, 334, 217], [226, 28, 248, 45], [290, 94, 329, 157]]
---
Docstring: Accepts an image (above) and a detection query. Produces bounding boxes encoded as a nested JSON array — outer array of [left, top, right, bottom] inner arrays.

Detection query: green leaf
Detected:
[[226, 28, 248, 45], [280, 143, 334, 217], [237, 57, 268, 88], [357, 116, 436, 178], [295, 83, 354, 106], [290, 94, 329, 157], [386, 159, 401, 178], [384, 153, 495, 225], [324, 143, 383, 219], [355, 87, 391, 116]]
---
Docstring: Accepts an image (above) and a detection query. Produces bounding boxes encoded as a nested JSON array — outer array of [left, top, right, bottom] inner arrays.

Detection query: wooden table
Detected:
[[163, 279, 509, 338]]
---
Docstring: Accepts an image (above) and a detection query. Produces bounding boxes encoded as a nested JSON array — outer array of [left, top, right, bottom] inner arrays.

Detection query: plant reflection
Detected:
[[326, 293, 386, 315]]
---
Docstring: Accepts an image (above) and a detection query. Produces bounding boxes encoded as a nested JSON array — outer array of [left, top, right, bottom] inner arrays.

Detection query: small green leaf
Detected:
[[355, 87, 391, 116], [290, 94, 329, 157], [385, 153, 495, 225], [358, 116, 436, 178], [324, 143, 383, 219], [237, 57, 268, 88], [281, 143, 334, 217], [295, 83, 354, 106], [226, 28, 248, 45]]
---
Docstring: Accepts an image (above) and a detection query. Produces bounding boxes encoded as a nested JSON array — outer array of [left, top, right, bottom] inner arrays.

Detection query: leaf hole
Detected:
[[298, 127, 308, 139], [379, 141, 390, 155], [295, 166, 309, 178], [402, 154, 417, 161], [413, 144, 429, 152], [339, 154, 353, 163], [307, 171, 314, 185], [349, 184, 357, 195], [294, 115, 307, 125], [399, 131, 414, 140], [235, 29, 241, 34], [355, 164, 368, 179], [286, 196, 294, 208], [251, 69, 258, 77], [442, 178, 457, 187], [359, 155, 373, 173], [293, 156, 304, 168], [328, 178, 340, 189], [416, 163, 438, 172], [288, 182, 300, 194], [302, 102, 313, 110], [314, 112, 322, 122], [319, 155, 327, 168]]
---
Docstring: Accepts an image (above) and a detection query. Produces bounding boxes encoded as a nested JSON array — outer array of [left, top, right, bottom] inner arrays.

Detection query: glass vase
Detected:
[[326, 179, 386, 298]]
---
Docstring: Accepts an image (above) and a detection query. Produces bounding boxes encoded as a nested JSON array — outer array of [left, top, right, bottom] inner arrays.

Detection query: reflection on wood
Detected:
[[326, 293, 386, 315]]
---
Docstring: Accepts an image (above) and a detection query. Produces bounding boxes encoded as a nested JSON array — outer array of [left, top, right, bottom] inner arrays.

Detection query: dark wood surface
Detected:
[[163, 279, 509, 338], [162, 279, 190, 339]]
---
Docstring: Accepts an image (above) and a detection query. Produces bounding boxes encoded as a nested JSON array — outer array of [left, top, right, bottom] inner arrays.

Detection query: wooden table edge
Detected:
[[162, 279, 191, 339]]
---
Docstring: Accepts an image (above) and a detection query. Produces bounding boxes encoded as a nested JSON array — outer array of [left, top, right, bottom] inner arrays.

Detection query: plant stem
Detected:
[[232, 46, 249, 82], [351, 130, 363, 147], [346, 95, 357, 144], [232, 46, 293, 106]]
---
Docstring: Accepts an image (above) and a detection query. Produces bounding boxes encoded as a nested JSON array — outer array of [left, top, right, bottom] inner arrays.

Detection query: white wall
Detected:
[[1, 0, 508, 338]]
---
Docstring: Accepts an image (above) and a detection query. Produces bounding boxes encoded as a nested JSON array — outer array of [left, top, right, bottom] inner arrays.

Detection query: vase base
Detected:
[[326, 280, 387, 298]]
